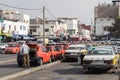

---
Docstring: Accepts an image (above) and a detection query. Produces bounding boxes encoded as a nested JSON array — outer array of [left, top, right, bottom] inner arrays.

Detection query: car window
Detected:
[[7, 44, 17, 47], [88, 49, 112, 55], [68, 47, 84, 50]]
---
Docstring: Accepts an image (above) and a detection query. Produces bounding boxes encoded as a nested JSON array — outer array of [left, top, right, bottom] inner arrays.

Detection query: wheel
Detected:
[[18, 62, 23, 67], [37, 58, 43, 66], [49, 57, 52, 63], [118, 58, 120, 68], [83, 66, 89, 73], [112, 66, 117, 73], [59, 54, 63, 60], [17, 55, 23, 67]]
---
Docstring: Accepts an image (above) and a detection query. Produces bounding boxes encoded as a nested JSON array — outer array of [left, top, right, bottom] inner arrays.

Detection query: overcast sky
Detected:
[[0, 0, 112, 25]]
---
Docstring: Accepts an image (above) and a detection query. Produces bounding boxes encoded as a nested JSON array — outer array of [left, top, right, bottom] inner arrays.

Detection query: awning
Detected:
[[0, 33, 12, 37], [12, 34, 21, 39], [19, 35, 29, 39]]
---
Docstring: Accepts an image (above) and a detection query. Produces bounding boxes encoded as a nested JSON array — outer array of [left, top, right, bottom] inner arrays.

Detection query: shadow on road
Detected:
[[53, 66, 115, 75], [0, 63, 19, 68]]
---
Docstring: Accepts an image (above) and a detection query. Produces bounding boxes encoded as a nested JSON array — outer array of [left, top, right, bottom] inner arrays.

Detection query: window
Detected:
[[20, 25, 22, 30], [23, 26, 26, 30], [32, 29, 36, 32], [9, 25, 11, 30], [45, 29, 49, 32], [14, 26, 16, 30], [42, 47, 46, 52], [103, 27, 107, 31]]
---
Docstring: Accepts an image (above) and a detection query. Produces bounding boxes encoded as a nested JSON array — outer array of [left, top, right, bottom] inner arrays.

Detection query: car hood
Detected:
[[84, 55, 115, 60]]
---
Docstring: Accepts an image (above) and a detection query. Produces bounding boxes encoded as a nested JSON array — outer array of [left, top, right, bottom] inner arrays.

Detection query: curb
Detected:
[[0, 61, 61, 80]]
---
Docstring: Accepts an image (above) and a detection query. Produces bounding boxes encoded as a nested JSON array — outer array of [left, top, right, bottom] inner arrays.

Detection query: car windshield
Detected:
[[7, 44, 17, 47], [88, 48, 113, 55], [68, 47, 84, 50]]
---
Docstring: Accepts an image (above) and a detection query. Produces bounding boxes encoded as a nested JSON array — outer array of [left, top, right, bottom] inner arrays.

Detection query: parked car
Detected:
[[0, 43, 8, 50], [64, 44, 87, 61], [46, 45, 62, 61], [83, 45, 120, 73], [17, 42, 52, 67], [4, 42, 20, 54]]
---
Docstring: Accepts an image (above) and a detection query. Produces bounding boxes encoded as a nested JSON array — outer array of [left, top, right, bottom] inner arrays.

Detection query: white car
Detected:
[[83, 45, 120, 73], [0, 43, 8, 50], [64, 44, 87, 61]]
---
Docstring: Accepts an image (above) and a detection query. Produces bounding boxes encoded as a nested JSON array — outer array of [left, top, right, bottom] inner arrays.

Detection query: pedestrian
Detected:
[[20, 41, 30, 68]]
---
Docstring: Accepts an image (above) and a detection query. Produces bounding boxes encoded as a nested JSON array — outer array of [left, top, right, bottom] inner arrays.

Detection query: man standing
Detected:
[[20, 41, 30, 68]]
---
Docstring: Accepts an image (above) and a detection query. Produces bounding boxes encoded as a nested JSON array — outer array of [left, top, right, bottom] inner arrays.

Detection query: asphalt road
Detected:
[[0, 61, 25, 77], [13, 61, 120, 80], [0, 53, 17, 61]]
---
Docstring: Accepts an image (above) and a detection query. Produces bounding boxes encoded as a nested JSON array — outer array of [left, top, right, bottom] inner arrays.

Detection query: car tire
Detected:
[[37, 58, 43, 66], [17, 55, 23, 67], [59, 54, 63, 60], [83, 70, 89, 73], [49, 56, 52, 63], [18, 62, 23, 67]]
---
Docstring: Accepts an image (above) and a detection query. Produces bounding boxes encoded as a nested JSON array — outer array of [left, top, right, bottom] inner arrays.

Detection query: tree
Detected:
[[112, 17, 120, 38]]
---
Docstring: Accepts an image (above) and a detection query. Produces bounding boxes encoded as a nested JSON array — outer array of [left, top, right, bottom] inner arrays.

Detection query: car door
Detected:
[[41, 46, 50, 62]]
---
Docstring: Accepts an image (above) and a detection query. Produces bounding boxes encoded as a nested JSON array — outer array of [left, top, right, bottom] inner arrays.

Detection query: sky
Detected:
[[0, 0, 112, 25]]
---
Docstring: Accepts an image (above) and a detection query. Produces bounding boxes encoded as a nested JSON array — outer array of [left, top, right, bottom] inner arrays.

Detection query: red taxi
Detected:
[[17, 42, 51, 67], [4, 42, 20, 54], [46, 45, 63, 61]]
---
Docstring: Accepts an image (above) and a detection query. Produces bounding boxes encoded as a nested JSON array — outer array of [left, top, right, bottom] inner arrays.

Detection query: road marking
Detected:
[[0, 61, 61, 80]]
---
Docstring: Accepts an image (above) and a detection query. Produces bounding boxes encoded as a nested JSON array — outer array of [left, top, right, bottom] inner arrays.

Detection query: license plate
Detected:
[[70, 53, 77, 55], [92, 60, 104, 64]]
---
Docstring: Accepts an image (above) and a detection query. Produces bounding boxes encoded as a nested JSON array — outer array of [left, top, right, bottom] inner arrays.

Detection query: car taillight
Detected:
[[83, 60, 92, 64], [104, 60, 113, 64]]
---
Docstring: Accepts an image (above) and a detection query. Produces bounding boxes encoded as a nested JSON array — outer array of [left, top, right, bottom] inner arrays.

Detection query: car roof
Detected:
[[92, 45, 117, 51], [69, 44, 86, 47]]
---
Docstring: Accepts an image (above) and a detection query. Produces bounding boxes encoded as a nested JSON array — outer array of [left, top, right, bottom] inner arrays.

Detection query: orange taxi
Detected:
[[4, 42, 20, 54], [17, 42, 51, 67]]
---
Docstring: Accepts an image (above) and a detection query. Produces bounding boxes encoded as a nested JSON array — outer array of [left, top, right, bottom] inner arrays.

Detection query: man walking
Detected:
[[20, 41, 30, 68]]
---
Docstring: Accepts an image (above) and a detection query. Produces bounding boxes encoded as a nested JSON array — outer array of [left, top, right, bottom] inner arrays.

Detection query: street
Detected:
[[0, 53, 120, 80], [13, 61, 119, 80]]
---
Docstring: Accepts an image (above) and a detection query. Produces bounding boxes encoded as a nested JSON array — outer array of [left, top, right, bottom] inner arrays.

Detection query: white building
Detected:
[[78, 24, 91, 40], [0, 20, 29, 36], [95, 18, 114, 36], [58, 17, 78, 36], [30, 19, 67, 37], [45, 20, 67, 37], [0, 9, 30, 42]]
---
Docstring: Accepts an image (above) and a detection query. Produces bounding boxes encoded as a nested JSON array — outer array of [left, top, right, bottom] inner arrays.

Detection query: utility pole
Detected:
[[43, 6, 45, 46]]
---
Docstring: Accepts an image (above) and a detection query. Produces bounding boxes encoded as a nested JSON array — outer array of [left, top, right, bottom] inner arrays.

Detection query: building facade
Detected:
[[58, 17, 78, 36], [0, 9, 30, 42], [94, 1, 120, 36], [29, 19, 67, 38]]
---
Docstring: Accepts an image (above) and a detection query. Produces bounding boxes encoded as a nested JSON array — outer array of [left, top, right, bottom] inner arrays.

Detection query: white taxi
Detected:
[[64, 44, 87, 61], [83, 45, 120, 73]]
